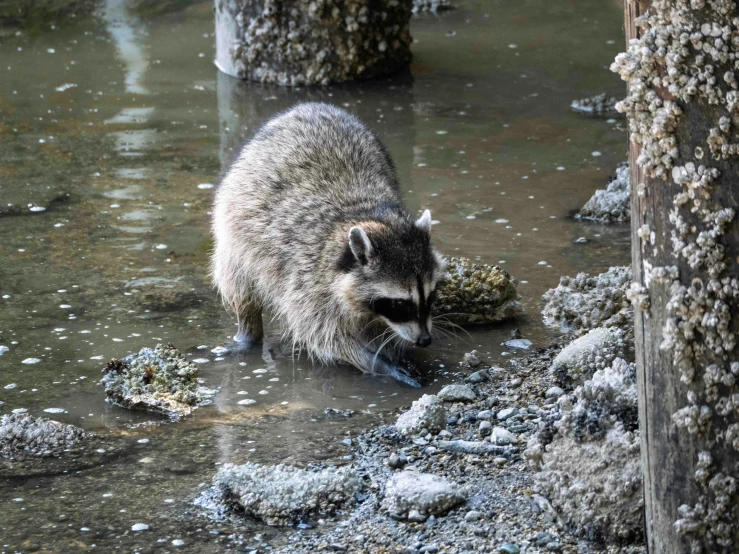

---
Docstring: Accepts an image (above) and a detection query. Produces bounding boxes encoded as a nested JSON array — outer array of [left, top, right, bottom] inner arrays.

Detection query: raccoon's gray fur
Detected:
[[211, 103, 444, 385]]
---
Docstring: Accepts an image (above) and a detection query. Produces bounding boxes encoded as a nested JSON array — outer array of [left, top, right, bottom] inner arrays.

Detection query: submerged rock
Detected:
[[551, 327, 629, 384], [199, 462, 361, 526], [382, 470, 466, 521], [395, 394, 447, 436], [541, 266, 632, 332], [526, 358, 643, 543], [570, 93, 619, 116], [577, 163, 631, 223], [100, 343, 215, 418], [435, 257, 519, 325], [413, 0, 454, 13], [0, 413, 90, 460]]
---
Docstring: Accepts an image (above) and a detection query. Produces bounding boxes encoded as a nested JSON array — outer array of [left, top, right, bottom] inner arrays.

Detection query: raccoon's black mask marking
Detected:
[[371, 298, 416, 322]]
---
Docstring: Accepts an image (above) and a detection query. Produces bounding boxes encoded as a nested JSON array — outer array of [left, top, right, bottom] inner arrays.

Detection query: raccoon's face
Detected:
[[340, 210, 446, 347]]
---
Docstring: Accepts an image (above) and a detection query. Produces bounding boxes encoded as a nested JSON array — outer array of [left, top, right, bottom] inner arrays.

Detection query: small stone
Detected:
[[438, 430, 452, 439], [496, 408, 518, 421], [464, 510, 482, 521], [476, 410, 493, 420], [419, 546, 439, 553], [490, 427, 515, 445], [438, 384, 476, 403], [503, 339, 532, 350], [329, 544, 348, 552], [131, 523, 149, 531], [509, 377, 522, 388], [498, 543, 520, 554], [494, 457, 508, 466], [546, 542, 562, 552], [546, 386, 564, 399], [478, 421, 492, 436], [465, 369, 489, 384], [462, 351, 481, 368]]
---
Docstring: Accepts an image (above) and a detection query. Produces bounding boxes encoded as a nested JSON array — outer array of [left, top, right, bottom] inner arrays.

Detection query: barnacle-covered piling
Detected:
[[214, 0, 413, 86], [100, 343, 215, 418], [612, 0, 739, 550], [434, 257, 520, 325]]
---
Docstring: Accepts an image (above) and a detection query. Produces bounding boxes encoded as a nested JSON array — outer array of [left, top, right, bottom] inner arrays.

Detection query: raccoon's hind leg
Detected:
[[233, 297, 264, 351]]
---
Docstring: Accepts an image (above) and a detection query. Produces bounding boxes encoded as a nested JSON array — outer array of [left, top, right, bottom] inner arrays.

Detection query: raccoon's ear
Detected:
[[348, 226, 373, 265], [415, 209, 432, 232]]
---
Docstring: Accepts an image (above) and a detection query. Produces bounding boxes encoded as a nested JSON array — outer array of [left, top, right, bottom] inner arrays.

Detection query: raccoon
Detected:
[[211, 103, 444, 386]]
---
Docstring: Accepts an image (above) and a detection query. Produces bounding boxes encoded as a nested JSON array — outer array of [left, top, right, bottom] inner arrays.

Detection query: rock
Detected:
[[438, 384, 476, 403], [437, 440, 512, 456], [570, 93, 619, 116], [545, 386, 565, 399], [465, 369, 489, 384], [503, 339, 532, 350], [509, 377, 522, 388], [498, 543, 520, 554], [476, 410, 493, 420], [541, 266, 632, 332], [464, 510, 482, 521], [526, 358, 643, 542], [462, 351, 481, 368], [395, 395, 447, 436], [131, 523, 149, 531], [382, 471, 466, 521], [490, 427, 515, 445], [577, 163, 630, 223], [387, 453, 408, 469], [413, 0, 454, 13], [0, 413, 90, 460], [496, 408, 518, 421], [100, 344, 215, 419], [478, 421, 492, 437], [434, 257, 519, 325], [551, 327, 628, 384], [197, 462, 361, 526]]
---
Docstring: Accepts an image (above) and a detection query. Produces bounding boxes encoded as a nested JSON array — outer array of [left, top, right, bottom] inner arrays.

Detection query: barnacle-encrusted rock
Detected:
[[0, 413, 90, 460], [100, 343, 214, 418], [382, 470, 466, 521], [412, 0, 454, 13], [526, 358, 643, 543], [215, 0, 413, 86], [434, 257, 519, 325], [577, 163, 631, 223], [395, 394, 447, 436], [570, 93, 619, 116], [551, 327, 629, 384], [199, 462, 361, 525], [542, 266, 632, 332]]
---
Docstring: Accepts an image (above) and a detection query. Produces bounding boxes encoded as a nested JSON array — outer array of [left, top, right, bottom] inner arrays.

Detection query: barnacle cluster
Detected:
[[100, 343, 214, 418], [577, 163, 631, 223], [612, 0, 739, 549], [526, 358, 644, 543], [198, 462, 361, 525], [570, 93, 620, 116], [226, 0, 412, 86], [541, 266, 633, 332], [434, 257, 520, 325], [550, 327, 630, 384], [0, 413, 90, 460]]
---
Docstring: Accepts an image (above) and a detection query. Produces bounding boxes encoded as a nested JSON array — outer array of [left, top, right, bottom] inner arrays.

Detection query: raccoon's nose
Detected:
[[416, 334, 432, 348]]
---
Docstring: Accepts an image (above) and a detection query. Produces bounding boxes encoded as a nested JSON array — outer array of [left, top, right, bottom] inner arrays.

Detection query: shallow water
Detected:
[[0, 0, 630, 551]]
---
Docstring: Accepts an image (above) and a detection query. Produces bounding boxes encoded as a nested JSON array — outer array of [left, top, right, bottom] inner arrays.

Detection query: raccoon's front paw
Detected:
[[372, 356, 421, 388], [227, 332, 260, 353]]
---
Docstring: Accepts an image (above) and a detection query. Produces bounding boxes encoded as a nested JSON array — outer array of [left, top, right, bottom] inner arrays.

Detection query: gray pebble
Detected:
[[498, 543, 520, 554], [476, 410, 493, 420], [478, 421, 492, 436], [464, 510, 482, 521], [509, 377, 522, 388], [545, 386, 565, 399], [497, 407, 518, 421]]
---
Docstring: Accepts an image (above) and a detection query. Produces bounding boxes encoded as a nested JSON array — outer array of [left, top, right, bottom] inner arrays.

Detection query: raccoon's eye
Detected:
[[371, 298, 416, 322]]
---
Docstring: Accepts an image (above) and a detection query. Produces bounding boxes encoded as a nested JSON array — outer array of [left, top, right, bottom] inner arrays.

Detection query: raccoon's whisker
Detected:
[[432, 312, 474, 319], [358, 317, 382, 336], [372, 332, 397, 371], [433, 318, 473, 341], [432, 326, 455, 341]]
